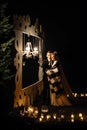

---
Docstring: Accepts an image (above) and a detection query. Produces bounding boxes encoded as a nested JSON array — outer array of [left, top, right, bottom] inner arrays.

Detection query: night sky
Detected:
[[6, 1, 87, 92]]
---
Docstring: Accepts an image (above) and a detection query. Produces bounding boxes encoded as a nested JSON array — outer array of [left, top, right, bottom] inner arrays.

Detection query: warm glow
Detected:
[[71, 118, 74, 122], [39, 117, 42, 122], [53, 113, 57, 119], [80, 93, 84, 97], [23, 42, 38, 58], [71, 114, 74, 118], [27, 106, 34, 113], [46, 114, 51, 120], [79, 113, 82, 117], [74, 93, 77, 97], [25, 42, 31, 52], [41, 113, 44, 119], [61, 114, 65, 119]]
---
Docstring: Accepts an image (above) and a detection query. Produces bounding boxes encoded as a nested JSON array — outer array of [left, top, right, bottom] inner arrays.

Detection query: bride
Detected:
[[46, 51, 72, 106]]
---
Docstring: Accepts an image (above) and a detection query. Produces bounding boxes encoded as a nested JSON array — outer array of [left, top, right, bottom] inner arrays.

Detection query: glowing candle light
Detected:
[[53, 113, 57, 119]]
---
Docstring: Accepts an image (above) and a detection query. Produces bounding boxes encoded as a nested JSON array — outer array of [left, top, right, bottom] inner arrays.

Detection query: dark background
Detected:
[[5, 1, 87, 92]]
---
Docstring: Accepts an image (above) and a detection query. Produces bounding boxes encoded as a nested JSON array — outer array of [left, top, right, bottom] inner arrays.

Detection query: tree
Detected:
[[0, 3, 15, 115], [0, 3, 15, 87]]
